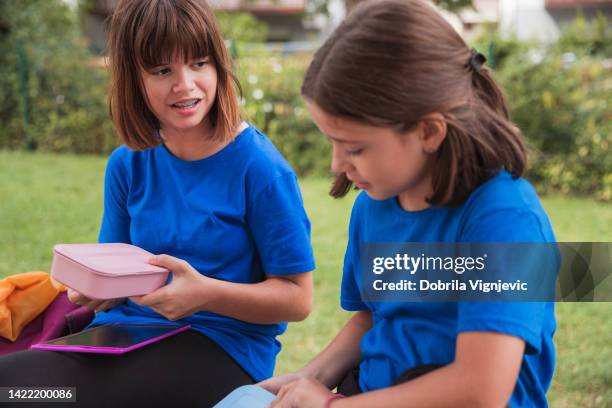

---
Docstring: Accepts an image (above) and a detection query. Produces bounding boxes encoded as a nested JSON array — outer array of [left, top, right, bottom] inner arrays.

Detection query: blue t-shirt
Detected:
[[342, 171, 556, 407], [89, 125, 315, 381]]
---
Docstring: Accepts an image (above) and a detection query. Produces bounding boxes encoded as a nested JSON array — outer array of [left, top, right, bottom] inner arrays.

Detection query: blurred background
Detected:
[[0, 0, 610, 406], [1, 0, 610, 197]]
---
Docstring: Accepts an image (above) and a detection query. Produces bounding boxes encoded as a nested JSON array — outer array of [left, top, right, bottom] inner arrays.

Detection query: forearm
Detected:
[[301, 310, 372, 389], [200, 273, 312, 324], [332, 332, 523, 408], [331, 363, 489, 408]]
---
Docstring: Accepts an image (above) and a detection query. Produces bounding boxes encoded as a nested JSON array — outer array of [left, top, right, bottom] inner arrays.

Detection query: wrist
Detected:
[[299, 364, 329, 385], [195, 273, 218, 311]]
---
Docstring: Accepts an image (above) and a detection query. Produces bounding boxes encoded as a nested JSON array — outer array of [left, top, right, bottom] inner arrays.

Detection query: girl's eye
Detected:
[[152, 67, 171, 76], [346, 148, 364, 156], [193, 59, 209, 68]]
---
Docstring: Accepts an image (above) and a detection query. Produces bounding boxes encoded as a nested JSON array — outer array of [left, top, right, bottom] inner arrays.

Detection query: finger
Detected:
[[148, 254, 188, 273], [268, 394, 280, 408], [68, 295, 86, 306], [270, 384, 294, 408], [274, 381, 296, 405], [129, 286, 168, 307], [130, 295, 144, 304], [67, 289, 86, 304], [260, 376, 293, 394], [95, 299, 117, 312], [259, 379, 282, 395], [129, 296, 147, 307], [94, 301, 108, 312], [83, 300, 102, 311], [258, 379, 275, 393]]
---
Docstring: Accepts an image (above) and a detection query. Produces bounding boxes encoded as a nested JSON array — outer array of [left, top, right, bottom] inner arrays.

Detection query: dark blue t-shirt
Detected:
[[342, 171, 556, 407], [89, 125, 315, 381]]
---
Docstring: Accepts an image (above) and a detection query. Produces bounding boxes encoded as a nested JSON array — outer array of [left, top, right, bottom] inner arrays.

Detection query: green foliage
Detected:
[[235, 52, 330, 176], [472, 16, 611, 200], [0, 0, 116, 154], [556, 11, 612, 58], [217, 12, 268, 44], [1, 2, 608, 200], [472, 28, 534, 70], [433, 0, 474, 14]]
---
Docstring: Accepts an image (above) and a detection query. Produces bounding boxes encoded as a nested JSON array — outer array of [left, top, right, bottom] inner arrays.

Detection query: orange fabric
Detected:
[[0, 272, 66, 342]]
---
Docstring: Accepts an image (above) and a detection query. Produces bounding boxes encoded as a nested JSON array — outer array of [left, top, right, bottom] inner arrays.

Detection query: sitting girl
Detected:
[[0, 0, 314, 406], [262, 0, 555, 407]]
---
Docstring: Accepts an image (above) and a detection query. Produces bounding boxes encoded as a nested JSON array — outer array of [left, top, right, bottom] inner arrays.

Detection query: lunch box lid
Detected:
[[53, 243, 169, 277]]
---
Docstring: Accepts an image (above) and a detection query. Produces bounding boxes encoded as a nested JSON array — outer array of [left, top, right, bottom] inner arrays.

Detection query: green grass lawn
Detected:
[[1, 150, 610, 406]]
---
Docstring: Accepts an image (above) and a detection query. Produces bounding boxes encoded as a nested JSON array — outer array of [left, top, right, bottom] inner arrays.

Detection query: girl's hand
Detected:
[[66, 287, 125, 312], [130, 254, 210, 321], [269, 377, 335, 408], [259, 372, 304, 395]]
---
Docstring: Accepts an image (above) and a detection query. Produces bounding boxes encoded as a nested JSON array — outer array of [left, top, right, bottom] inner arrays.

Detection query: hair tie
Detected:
[[469, 48, 487, 73]]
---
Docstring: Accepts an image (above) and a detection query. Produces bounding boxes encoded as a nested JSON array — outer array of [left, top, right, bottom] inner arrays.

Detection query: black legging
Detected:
[[0, 330, 253, 407]]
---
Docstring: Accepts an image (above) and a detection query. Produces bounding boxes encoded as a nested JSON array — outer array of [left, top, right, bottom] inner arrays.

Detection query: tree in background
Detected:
[[344, 0, 473, 14], [0, 0, 115, 153], [472, 14, 611, 200], [217, 11, 269, 44]]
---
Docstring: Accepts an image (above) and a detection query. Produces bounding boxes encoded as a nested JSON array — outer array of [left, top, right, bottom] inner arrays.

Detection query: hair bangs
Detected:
[[135, 0, 212, 70]]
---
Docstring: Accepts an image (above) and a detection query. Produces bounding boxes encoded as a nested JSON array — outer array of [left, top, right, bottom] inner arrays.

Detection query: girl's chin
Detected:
[[364, 189, 390, 201], [364, 186, 405, 202], [168, 117, 207, 131]]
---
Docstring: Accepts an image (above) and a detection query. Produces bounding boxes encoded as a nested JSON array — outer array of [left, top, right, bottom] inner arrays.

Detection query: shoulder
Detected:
[[104, 145, 160, 187], [459, 171, 556, 242], [107, 145, 130, 163], [105, 144, 148, 168], [466, 171, 540, 210], [106, 144, 164, 171], [241, 125, 293, 173], [104, 145, 133, 175], [237, 125, 299, 195]]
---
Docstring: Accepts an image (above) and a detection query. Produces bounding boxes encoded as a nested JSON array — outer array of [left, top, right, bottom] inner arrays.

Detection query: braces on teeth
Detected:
[[174, 100, 199, 108]]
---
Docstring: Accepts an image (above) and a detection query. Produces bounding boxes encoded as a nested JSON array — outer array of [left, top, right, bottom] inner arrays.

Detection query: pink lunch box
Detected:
[[51, 243, 169, 300]]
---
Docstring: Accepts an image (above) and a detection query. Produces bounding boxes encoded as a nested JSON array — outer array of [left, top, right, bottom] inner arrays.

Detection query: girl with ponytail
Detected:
[[261, 1, 556, 407]]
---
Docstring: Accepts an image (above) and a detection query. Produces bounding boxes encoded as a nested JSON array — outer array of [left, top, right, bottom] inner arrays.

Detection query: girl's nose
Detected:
[[331, 144, 351, 174], [172, 68, 195, 93]]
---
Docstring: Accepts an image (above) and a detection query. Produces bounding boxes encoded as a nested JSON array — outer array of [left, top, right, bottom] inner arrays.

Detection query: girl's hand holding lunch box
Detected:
[[66, 252, 213, 321], [130, 254, 213, 321]]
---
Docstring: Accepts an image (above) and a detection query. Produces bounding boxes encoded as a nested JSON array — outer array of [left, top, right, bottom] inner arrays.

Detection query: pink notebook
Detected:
[[31, 323, 191, 354], [51, 243, 169, 300]]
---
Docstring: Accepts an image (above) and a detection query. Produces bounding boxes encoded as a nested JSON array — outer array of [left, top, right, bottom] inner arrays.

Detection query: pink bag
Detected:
[[51, 243, 169, 300], [0, 292, 94, 356]]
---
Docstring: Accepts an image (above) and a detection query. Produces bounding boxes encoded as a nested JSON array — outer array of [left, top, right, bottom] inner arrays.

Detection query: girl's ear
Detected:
[[419, 112, 447, 154]]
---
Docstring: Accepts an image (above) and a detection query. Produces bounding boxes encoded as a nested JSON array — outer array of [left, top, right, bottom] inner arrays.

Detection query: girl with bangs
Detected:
[[0, 0, 314, 406], [262, 0, 556, 407]]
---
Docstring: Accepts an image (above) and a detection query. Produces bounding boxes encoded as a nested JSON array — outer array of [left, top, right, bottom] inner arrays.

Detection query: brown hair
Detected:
[[107, 0, 242, 149], [302, 0, 526, 206]]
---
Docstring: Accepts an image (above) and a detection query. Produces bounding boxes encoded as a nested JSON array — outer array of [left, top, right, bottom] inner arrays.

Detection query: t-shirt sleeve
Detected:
[[98, 148, 131, 244], [246, 173, 315, 275], [340, 198, 368, 311], [457, 208, 553, 354]]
